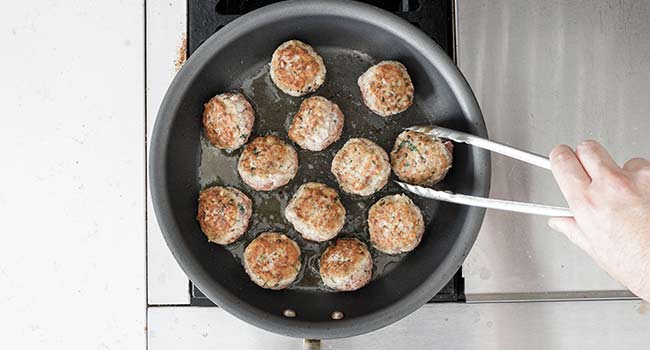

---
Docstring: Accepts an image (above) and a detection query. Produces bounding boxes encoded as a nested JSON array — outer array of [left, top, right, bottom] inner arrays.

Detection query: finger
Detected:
[[623, 157, 650, 172], [549, 145, 591, 203], [575, 140, 620, 177], [625, 158, 650, 187], [548, 217, 593, 256]]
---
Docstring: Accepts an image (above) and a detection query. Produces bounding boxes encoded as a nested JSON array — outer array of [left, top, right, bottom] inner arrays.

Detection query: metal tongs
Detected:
[[397, 125, 573, 217]]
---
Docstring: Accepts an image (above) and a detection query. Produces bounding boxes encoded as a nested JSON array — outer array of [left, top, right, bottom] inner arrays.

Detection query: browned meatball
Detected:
[[202, 92, 255, 151], [320, 238, 373, 291], [270, 40, 326, 96], [243, 232, 302, 290], [284, 182, 346, 242], [358, 60, 414, 117], [368, 194, 424, 254], [331, 138, 391, 196], [390, 130, 453, 186], [237, 135, 299, 191], [288, 96, 344, 151], [196, 186, 252, 245]]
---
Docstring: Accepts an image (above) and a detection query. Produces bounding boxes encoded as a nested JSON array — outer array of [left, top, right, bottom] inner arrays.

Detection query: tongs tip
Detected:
[[404, 125, 433, 132], [394, 180, 410, 190], [395, 181, 432, 197]]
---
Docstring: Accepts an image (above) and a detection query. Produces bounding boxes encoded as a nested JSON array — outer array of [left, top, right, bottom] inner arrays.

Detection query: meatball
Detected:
[[368, 194, 425, 255], [196, 186, 252, 245], [358, 60, 414, 117], [288, 96, 344, 151], [390, 130, 453, 186], [331, 138, 390, 196], [243, 232, 302, 290], [270, 40, 326, 97], [284, 182, 346, 242], [238, 135, 299, 191], [320, 238, 373, 291], [202, 92, 255, 151]]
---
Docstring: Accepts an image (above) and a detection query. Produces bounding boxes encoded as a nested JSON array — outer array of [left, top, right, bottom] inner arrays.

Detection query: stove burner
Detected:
[[187, 0, 460, 305], [189, 0, 453, 58]]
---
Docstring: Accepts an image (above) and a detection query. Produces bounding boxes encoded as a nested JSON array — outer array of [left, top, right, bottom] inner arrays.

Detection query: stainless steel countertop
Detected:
[[458, 0, 650, 300]]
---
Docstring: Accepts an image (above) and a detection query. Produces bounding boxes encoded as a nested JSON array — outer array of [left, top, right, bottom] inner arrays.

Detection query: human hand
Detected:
[[548, 140, 650, 301]]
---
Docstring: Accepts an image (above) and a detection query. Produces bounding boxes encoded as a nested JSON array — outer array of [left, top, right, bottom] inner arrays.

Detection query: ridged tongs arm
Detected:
[[397, 125, 573, 217]]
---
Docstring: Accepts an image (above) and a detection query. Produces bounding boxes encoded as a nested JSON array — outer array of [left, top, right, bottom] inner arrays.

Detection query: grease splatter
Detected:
[[175, 33, 187, 72]]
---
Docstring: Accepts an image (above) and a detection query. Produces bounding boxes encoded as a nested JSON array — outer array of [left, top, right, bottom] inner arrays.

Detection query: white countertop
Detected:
[[0, 1, 145, 349]]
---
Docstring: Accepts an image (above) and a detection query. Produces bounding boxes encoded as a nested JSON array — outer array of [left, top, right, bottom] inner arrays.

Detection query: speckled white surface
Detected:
[[0, 0, 145, 348], [148, 307, 301, 349], [149, 302, 650, 350], [145, 0, 190, 306]]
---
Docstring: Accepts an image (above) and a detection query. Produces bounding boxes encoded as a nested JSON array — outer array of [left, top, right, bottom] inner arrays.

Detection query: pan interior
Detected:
[[156, 6, 486, 338], [199, 46, 450, 291]]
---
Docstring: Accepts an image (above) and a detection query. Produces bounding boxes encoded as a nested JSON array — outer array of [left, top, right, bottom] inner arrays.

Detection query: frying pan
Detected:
[[150, 0, 490, 339]]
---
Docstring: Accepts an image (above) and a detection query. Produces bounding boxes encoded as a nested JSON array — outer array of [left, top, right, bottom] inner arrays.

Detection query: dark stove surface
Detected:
[[187, 0, 461, 306], [188, 0, 454, 58]]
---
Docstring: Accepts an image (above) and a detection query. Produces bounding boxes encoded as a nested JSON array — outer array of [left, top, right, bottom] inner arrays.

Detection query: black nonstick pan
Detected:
[[150, 0, 490, 339]]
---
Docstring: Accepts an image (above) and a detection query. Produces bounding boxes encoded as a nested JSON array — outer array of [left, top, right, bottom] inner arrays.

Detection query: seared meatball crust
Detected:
[[331, 138, 391, 196], [270, 40, 326, 97], [288, 96, 344, 151], [390, 130, 453, 186], [238, 135, 299, 191], [320, 238, 373, 291], [358, 60, 414, 117], [368, 194, 425, 254], [202, 92, 255, 151], [243, 232, 302, 290], [284, 182, 346, 242], [196, 186, 253, 245]]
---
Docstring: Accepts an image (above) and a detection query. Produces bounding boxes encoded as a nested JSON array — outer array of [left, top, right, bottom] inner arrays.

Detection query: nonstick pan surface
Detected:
[[150, 0, 490, 339]]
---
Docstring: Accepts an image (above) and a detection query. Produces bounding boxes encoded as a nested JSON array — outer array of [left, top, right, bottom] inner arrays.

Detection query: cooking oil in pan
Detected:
[[199, 46, 442, 292]]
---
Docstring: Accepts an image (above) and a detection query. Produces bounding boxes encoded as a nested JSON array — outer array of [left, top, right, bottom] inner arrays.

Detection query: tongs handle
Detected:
[[401, 125, 573, 217]]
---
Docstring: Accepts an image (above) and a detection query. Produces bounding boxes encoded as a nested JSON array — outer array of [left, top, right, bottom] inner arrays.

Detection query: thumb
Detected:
[[548, 217, 593, 256]]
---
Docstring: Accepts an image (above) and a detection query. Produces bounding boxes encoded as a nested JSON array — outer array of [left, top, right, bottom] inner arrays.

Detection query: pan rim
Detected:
[[150, 0, 490, 339]]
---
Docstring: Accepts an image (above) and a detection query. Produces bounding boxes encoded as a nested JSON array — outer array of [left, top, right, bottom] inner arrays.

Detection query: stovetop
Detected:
[[188, 0, 454, 57], [186, 0, 461, 306]]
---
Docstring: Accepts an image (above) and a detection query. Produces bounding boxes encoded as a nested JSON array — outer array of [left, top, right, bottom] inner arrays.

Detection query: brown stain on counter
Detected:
[[175, 33, 187, 72]]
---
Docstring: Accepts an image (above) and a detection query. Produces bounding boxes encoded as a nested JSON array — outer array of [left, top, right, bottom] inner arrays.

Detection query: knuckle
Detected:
[[603, 170, 636, 193], [627, 157, 650, 170], [580, 190, 598, 210], [637, 167, 650, 183], [582, 189, 619, 216], [625, 157, 648, 166], [550, 145, 574, 162], [576, 140, 601, 155]]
